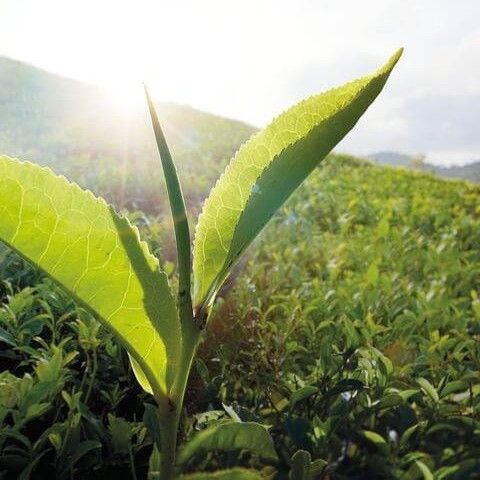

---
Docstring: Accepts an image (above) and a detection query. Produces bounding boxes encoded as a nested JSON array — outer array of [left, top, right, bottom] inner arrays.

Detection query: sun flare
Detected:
[[107, 81, 145, 112]]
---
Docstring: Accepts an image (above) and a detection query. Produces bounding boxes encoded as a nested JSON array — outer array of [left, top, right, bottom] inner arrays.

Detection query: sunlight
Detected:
[[107, 81, 144, 112]]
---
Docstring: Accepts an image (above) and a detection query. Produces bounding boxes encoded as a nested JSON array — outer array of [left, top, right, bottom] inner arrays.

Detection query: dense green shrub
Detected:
[[1, 154, 478, 478]]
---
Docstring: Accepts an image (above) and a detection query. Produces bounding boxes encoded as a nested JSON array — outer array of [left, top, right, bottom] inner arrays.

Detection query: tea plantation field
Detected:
[[0, 154, 479, 479]]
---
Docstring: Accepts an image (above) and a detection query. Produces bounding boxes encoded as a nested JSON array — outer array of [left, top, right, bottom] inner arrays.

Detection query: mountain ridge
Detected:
[[368, 151, 480, 183], [0, 55, 256, 168], [1, 55, 478, 194]]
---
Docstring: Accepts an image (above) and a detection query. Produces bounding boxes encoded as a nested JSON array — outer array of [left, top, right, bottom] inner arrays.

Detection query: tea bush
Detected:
[[0, 154, 479, 479]]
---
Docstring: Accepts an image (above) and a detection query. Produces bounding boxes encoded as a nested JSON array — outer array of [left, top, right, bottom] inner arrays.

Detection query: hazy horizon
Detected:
[[1, 0, 479, 166]]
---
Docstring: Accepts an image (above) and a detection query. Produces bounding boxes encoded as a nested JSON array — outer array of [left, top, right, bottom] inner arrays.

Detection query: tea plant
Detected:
[[0, 50, 402, 478], [207, 154, 479, 478]]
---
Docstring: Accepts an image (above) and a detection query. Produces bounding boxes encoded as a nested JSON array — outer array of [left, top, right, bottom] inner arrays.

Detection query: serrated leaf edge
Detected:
[[193, 49, 402, 308], [0, 155, 179, 402]]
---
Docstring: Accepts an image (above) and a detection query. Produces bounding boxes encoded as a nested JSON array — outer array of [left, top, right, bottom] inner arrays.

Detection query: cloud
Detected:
[[339, 93, 480, 165]]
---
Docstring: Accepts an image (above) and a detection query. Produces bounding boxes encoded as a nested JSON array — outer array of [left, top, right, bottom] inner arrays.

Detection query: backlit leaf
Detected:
[[193, 49, 402, 308], [0, 156, 181, 404]]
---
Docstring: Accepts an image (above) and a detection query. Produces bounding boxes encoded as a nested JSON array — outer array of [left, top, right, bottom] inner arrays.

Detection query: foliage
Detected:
[[202, 155, 480, 478], [0, 157, 180, 405], [0, 153, 479, 478], [193, 50, 402, 310], [4, 48, 477, 479]]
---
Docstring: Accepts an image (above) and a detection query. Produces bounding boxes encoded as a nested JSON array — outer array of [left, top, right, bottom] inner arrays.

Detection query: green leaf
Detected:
[[376, 393, 404, 409], [108, 414, 132, 454], [178, 421, 278, 465], [362, 430, 387, 445], [62, 440, 101, 475], [0, 156, 181, 403], [309, 459, 328, 479], [129, 354, 154, 395], [290, 450, 311, 480], [290, 386, 318, 409], [362, 430, 389, 454], [25, 402, 51, 421], [398, 389, 420, 401], [435, 465, 460, 480], [415, 460, 434, 480], [400, 423, 421, 447], [145, 86, 192, 316], [416, 377, 439, 403], [440, 380, 469, 397], [148, 445, 161, 479], [180, 469, 264, 480], [34, 349, 63, 383], [193, 49, 403, 308], [0, 325, 16, 346], [143, 403, 162, 449], [366, 262, 379, 286]]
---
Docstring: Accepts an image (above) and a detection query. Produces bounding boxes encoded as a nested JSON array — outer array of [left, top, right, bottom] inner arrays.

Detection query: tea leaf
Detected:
[[0, 156, 181, 403], [193, 49, 402, 308], [366, 262, 379, 286], [108, 414, 132, 453], [180, 469, 264, 479], [143, 403, 162, 449], [362, 430, 387, 444], [417, 377, 439, 403], [290, 386, 318, 409], [178, 421, 278, 464], [415, 460, 434, 480], [290, 450, 311, 480]]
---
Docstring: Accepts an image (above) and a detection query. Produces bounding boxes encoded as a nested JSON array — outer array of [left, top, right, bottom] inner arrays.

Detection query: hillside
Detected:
[[0, 56, 256, 211], [369, 151, 480, 183], [1, 56, 480, 477], [2, 56, 479, 206]]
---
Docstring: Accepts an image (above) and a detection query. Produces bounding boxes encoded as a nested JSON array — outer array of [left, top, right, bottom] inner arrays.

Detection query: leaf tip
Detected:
[[387, 48, 404, 69]]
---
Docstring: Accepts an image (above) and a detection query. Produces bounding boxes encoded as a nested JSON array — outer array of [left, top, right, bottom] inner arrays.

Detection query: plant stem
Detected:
[[157, 306, 201, 479], [158, 406, 180, 480], [160, 311, 201, 480], [79, 349, 89, 394], [84, 347, 97, 404], [128, 445, 139, 480], [145, 86, 203, 479]]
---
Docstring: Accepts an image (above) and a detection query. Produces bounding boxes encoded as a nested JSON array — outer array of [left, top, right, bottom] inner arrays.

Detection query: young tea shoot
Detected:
[[0, 49, 402, 479]]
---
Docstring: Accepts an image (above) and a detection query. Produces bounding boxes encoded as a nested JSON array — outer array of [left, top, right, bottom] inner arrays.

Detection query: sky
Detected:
[[0, 0, 479, 165]]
